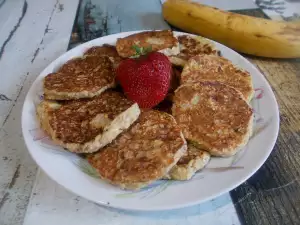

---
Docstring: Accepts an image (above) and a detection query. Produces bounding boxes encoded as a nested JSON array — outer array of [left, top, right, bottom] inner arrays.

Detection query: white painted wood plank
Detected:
[[0, 0, 57, 126], [0, 0, 79, 224], [23, 171, 240, 225], [0, 0, 24, 46]]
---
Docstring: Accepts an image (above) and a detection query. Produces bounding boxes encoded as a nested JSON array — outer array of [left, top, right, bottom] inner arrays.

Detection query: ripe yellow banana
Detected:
[[162, 0, 300, 58]]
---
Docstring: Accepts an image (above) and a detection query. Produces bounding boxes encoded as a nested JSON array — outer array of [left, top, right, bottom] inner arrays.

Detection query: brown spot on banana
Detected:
[[226, 14, 235, 28], [254, 34, 273, 39]]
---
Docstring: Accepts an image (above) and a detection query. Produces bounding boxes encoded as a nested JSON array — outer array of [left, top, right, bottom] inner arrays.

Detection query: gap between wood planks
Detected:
[[223, 178, 300, 215], [0, 1, 80, 225], [31, 0, 61, 63], [0, 0, 27, 61]]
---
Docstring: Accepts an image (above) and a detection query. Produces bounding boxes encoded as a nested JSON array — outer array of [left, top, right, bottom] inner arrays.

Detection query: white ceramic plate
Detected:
[[22, 31, 280, 211]]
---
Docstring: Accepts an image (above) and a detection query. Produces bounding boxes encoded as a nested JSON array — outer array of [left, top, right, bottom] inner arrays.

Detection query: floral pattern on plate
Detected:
[[29, 85, 272, 199]]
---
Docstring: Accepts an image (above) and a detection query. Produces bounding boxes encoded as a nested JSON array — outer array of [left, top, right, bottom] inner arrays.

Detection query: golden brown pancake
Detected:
[[116, 30, 179, 58], [181, 54, 254, 102], [87, 110, 187, 190], [164, 144, 210, 180], [172, 82, 253, 157], [44, 55, 115, 100], [37, 91, 140, 153], [170, 35, 220, 67], [84, 44, 122, 68]]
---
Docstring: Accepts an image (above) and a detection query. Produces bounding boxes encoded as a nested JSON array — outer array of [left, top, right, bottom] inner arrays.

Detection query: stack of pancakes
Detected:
[[37, 30, 253, 190]]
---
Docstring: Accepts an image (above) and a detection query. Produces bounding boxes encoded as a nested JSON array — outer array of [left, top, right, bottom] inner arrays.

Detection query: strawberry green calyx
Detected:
[[131, 45, 152, 58]]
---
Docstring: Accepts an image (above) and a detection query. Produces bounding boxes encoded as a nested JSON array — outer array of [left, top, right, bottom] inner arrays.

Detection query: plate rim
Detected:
[[21, 30, 280, 211]]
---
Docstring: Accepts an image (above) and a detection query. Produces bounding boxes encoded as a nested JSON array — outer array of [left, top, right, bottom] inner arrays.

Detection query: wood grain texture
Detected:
[[0, 0, 79, 224], [230, 57, 300, 225], [224, 8, 300, 225]]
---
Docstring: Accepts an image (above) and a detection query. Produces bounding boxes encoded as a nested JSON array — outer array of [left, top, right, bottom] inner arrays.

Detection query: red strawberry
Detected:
[[116, 51, 172, 108]]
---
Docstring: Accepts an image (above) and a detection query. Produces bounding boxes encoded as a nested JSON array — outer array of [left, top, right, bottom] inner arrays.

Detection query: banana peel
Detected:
[[162, 0, 300, 58]]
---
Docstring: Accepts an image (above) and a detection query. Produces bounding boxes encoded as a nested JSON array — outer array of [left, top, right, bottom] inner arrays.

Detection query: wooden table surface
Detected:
[[0, 0, 300, 225]]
